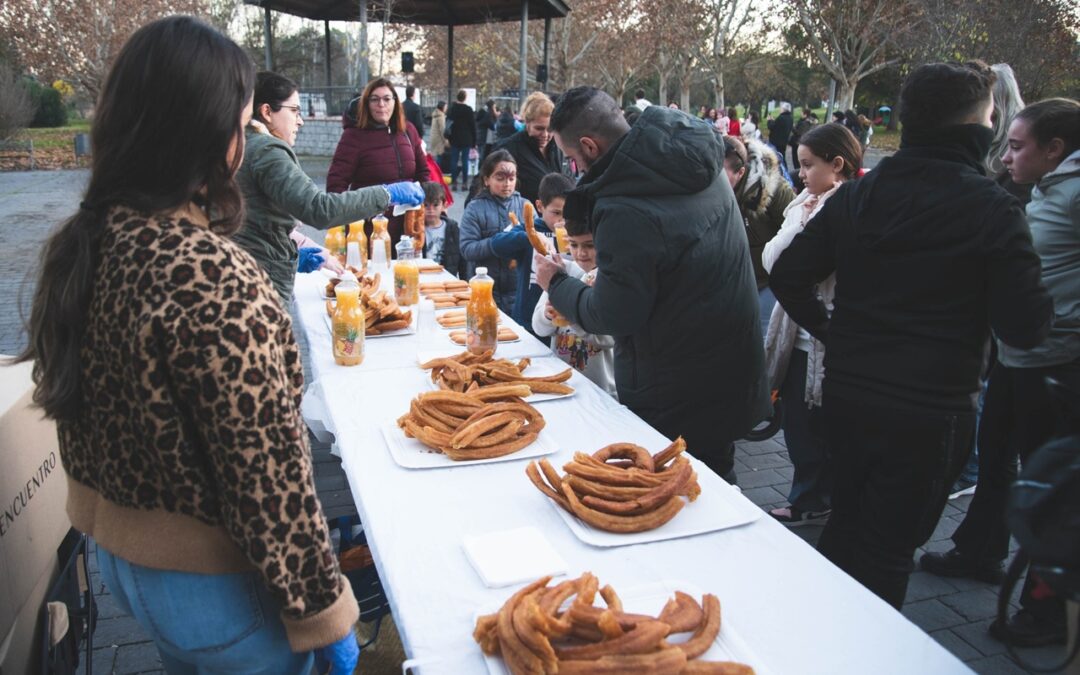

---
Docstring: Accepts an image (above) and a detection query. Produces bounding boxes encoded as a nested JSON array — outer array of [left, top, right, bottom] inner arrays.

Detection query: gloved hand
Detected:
[[383, 181, 425, 207], [314, 632, 359, 674], [297, 247, 325, 273]]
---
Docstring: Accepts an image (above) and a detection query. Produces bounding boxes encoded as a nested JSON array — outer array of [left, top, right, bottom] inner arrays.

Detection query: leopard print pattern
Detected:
[[58, 205, 343, 620]]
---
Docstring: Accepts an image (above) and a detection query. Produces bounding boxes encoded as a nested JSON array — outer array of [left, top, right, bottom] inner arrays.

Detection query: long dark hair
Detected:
[[253, 71, 298, 124], [356, 77, 405, 133], [800, 123, 863, 180], [1015, 98, 1080, 158], [15, 16, 255, 421]]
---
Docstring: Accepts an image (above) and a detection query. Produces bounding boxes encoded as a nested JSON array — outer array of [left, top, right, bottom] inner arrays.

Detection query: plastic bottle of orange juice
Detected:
[[466, 266, 498, 355], [325, 226, 347, 264], [370, 215, 392, 269], [346, 220, 367, 270], [331, 271, 364, 366], [393, 236, 419, 305]]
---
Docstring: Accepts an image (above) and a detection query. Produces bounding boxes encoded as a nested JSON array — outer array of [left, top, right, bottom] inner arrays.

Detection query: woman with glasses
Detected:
[[327, 77, 430, 254], [236, 71, 422, 304]]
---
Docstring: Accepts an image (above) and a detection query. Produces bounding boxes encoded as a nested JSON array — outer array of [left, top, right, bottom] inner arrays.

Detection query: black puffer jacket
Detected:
[[494, 130, 567, 203], [549, 107, 769, 474]]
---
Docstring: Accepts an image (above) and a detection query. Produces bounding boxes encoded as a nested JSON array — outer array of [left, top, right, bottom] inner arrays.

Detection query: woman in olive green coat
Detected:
[[234, 71, 423, 304]]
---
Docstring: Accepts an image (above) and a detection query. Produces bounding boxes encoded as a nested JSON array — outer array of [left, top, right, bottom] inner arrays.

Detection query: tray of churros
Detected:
[[420, 279, 471, 308], [384, 388, 558, 469], [525, 439, 760, 547], [435, 309, 502, 330], [474, 573, 767, 675], [420, 350, 576, 403], [449, 328, 520, 345]]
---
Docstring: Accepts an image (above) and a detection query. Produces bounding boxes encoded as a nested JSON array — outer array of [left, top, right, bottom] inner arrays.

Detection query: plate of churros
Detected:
[[526, 439, 760, 547], [420, 279, 471, 309], [449, 328, 520, 345], [384, 388, 559, 468], [434, 309, 502, 330], [420, 350, 577, 403], [474, 573, 768, 675]]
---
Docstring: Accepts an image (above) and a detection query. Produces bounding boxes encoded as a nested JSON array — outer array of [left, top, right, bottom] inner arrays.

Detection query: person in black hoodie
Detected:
[[769, 61, 1052, 609], [534, 86, 769, 483]]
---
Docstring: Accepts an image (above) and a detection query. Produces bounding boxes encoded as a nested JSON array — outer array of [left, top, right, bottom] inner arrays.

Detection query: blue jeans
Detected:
[[758, 286, 776, 338], [781, 349, 831, 512], [956, 379, 988, 483], [448, 146, 471, 186], [97, 547, 313, 675]]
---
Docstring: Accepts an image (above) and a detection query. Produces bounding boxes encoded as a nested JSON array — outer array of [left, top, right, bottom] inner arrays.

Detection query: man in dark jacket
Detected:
[[403, 85, 424, 138], [447, 90, 476, 191], [788, 108, 817, 180], [769, 61, 1052, 609], [535, 87, 769, 482], [766, 103, 794, 167]]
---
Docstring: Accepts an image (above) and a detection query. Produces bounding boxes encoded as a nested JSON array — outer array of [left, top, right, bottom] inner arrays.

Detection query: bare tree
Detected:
[[0, 62, 33, 140], [0, 0, 201, 100], [789, 0, 916, 111], [699, 0, 754, 110]]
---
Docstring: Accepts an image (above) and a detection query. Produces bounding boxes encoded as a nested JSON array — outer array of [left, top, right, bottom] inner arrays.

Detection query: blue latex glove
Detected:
[[297, 247, 325, 273], [314, 632, 359, 674], [383, 181, 425, 207]]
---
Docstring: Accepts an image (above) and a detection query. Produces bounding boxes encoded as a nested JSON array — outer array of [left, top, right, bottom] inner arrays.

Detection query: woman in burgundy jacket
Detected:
[[327, 77, 429, 251]]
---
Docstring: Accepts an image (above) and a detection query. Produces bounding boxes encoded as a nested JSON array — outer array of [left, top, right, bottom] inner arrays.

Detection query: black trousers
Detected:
[[818, 395, 974, 609], [952, 358, 1080, 621]]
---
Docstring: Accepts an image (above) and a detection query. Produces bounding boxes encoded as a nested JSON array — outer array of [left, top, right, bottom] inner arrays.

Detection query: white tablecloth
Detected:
[[293, 271, 971, 674]]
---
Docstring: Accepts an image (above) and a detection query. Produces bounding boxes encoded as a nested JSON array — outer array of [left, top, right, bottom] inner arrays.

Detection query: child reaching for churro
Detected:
[[532, 217, 616, 398]]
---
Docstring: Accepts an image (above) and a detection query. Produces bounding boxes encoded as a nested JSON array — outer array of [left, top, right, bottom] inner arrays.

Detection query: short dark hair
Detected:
[[537, 172, 575, 205], [722, 136, 747, 172], [422, 181, 445, 205], [564, 217, 589, 236], [551, 86, 630, 148], [832, 111, 844, 121], [799, 124, 863, 179], [436, 100, 446, 111], [253, 71, 297, 123], [1015, 98, 1080, 158], [480, 148, 515, 181], [635, 88, 646, 99], [456, 89, 467, 102], [406, 85, 416, 98], [900, 61, 995, 133]]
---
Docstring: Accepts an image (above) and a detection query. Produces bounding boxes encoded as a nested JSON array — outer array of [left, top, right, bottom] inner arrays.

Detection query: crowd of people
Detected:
[[15, 13, 1080, 670]]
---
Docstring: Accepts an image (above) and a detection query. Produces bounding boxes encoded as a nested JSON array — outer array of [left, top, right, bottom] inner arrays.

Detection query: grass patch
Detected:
[[24, 120, 91, 150]]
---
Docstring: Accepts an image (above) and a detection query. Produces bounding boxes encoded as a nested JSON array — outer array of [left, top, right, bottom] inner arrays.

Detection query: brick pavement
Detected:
[[2, 163, 1069, 674]]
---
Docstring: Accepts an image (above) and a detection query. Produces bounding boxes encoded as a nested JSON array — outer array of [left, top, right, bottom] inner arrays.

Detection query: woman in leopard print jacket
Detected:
[[17, 17, 359, 672]]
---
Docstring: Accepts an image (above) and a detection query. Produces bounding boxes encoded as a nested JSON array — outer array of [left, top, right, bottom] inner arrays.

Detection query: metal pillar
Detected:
[[447, 24, 455, 104], [262, 7, 274, 71], [542, 16, 551, 90], [324, 20, 333, 86], [519, 0, 529, 106], [359, 0, 369, 88]]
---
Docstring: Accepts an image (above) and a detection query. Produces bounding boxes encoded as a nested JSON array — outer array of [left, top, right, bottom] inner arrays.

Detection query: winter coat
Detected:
[[790, 116, 816, 147], [761, 184, 842, 408], [422, 215, 462, 279], [494, 130, 568, 203], [998, 149, 1080, 369], [326, 121, 429, 250], [403, 98, 424, 138], [429, 109, 448, 157], [476, 107, 496, 146], [549, 106, 769, 472], [234, 125, 388, 303], [767, 111, 793, 151], [770, 124, 1052, 414], [496, 110, 517, 140], [458, 189, 527, 312], [447, 102, 477, 148], [490, 215, 555, 329], [735, 138, 796, 289]]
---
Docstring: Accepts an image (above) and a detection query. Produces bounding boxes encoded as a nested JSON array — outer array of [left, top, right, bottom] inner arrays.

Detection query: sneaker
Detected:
[[769, 505, 831, 527], [989, 608, 1067, 647], [949, 478, 977, 500], [919, 548, 1004, 584]]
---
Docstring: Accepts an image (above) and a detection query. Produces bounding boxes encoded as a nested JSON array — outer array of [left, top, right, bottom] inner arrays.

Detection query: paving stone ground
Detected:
[[3, 154, 1071, 674]]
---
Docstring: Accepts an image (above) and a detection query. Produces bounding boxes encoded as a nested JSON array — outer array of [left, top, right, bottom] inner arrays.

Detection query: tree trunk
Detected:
[[658, 66, 668, 108], [713, 69, 725, 113], [836, 78, 856, 112], [680, 80, 691, 112]]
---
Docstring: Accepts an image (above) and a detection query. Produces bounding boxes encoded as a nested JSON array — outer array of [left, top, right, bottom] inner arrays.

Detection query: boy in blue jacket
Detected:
[[490, 172, 575, 332]]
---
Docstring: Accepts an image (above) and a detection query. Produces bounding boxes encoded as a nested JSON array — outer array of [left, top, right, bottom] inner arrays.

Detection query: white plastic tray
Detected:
[[462, 526, 568, 588], [323, 307, 417, 339], [380, 420, 558, 469]]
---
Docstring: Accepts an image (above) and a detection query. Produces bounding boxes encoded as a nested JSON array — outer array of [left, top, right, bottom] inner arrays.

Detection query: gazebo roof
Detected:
[[242, 0, 570, 25]]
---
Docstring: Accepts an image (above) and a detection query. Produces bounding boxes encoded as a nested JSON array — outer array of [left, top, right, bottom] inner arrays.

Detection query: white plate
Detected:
[[462, 526, 568, 588], [422, 356, 578, 403], [380, 420, 558, 469], [477, 579, 771, 675], [544, 459, 761, 547], [323, 307, 417, 339], [447, 332, 522, 346]]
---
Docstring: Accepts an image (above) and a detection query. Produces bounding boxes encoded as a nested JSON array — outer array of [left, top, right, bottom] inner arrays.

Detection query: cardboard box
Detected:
[[0, 359, 71, 674]]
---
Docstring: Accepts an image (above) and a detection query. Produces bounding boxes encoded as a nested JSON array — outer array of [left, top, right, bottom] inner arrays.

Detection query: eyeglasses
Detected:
[[368, 96, 395, 105], [278, 104, 302, 117]]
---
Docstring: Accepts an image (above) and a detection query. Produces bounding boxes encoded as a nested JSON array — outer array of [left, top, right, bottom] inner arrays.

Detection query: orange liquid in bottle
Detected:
[[325, 226, 347, 264], [332, 282, 365, 366], [466, 268, 499, 355]]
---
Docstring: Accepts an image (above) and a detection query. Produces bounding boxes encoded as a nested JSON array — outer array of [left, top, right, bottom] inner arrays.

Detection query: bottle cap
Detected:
[[476, 266, 487, 275]]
